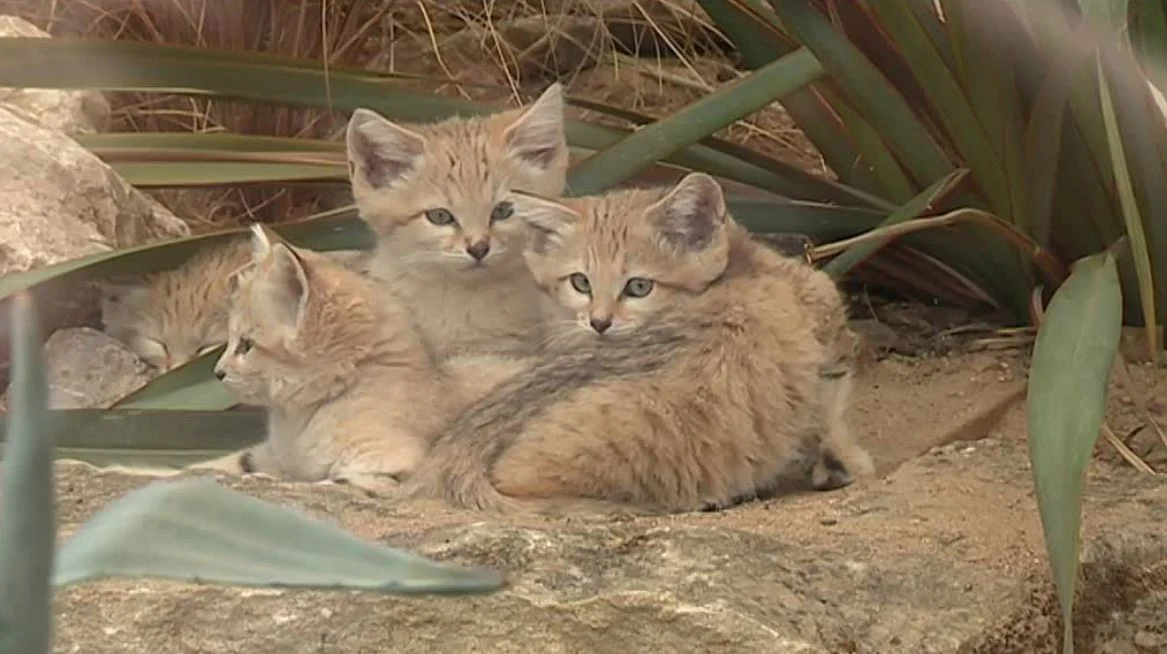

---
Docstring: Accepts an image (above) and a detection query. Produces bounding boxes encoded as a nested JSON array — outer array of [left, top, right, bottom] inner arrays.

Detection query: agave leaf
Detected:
[[868, 1, 1011, 217], [0, 206, 370, 301], [822, 169, 969, 278], [567, 47, 825, 195], [53, 477, 505, 595], [1097, 56, 1160, 361], [0, 37, 830, 203], [767, 0, 955, 188], [112, 347, 237, 411], [76, 132, 344, 153], [0, 409, 265, 453], [109, 161, 346, 187], [696, 0, 880, 194], [1026, 248, 1123, 654], [0, 292, 56, 654]]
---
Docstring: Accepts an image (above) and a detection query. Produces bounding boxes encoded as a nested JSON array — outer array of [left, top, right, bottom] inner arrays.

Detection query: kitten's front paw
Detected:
[[187, 452, 248, 475], [330, 472, 402, 498]]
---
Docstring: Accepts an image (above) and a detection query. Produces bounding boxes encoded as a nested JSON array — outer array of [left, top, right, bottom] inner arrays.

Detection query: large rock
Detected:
[[44, 435, 1167, 653], [0, 105, 190, 343], [0, 15, 111, 134], [40, 327, 153, 409]]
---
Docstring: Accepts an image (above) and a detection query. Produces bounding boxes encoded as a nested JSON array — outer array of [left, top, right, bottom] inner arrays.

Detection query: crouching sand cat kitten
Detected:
[[345, 83, 568, 360], [196, 224, 457, 491], [396, 173, 874, 513]]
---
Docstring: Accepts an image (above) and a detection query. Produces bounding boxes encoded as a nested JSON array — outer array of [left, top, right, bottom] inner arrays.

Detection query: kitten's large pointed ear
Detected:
[[502, 83, 567, 173], [513, 191, 579, 254], [251, 238, 310, 331], [345, 108, 426, 190], [647, 173, 728, 252]]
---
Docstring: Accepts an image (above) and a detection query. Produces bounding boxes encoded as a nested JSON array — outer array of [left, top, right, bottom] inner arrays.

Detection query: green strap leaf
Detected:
[[54, 477, 505, 595], [112, 347, 237, 411], [567, 47, 825, 195], [1026, 248, 1123, 654], [0, 293, 56, 654]]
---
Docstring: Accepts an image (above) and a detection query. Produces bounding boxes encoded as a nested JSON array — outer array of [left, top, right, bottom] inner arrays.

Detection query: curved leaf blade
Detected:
[[112, 348, 236, 411], [0, 293, 56, 654], [1026, 249, 1123, 654], [567, 47, 825, 195], [54, 477, 505, 595]]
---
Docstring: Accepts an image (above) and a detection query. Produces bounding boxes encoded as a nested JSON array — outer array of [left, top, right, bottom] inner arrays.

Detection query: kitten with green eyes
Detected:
[[344, 83, 569, 360], [395, 173, 874, 513], [100, 238, 252, 372]]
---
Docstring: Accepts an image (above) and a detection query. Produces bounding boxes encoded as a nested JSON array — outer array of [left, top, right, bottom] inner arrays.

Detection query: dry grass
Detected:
[[0, 0, 826, 229]]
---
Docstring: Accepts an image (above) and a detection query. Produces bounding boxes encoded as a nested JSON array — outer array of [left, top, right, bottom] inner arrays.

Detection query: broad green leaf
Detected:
[[0, 409, 265, 453], [76, 132, 344, 153], [112, 347, 237, 411], [0, 206, 371, 301], [0, 293, 56, 654], [0, 37, 836, 204], [869, 1, 1011, 217], [567, 47, 825, 195], [1097, 56, 1159, 360], [767, 0, 955, 189], [1026, 248, 1123, 654], [109, 161, 346, 187], [53, 477, 505, 595], [823, 169, 969, 278], [697, 0, 879, 194]]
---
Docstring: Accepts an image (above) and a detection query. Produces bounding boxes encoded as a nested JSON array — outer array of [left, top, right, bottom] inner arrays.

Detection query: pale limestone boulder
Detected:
[[0, 104, 189, 270], [0, 15, 112, 134], [41, 327, 154, 409]]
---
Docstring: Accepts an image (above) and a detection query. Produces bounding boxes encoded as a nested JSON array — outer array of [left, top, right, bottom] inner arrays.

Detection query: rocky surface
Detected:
[[31, 327, 153, 409], [0, 15, 112, 134], [44, 431, 1167, 653]]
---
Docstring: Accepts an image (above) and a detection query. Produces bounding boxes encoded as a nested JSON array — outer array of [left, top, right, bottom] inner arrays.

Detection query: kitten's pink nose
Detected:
[[589, 316, 612, 334], [465, 239, 490, 261]]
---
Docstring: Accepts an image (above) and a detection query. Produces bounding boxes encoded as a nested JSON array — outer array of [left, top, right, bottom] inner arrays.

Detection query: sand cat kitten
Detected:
[[101, 239, 372, 373], [396, 173, 872, 513], [100, 238, 251, 371], [345, 83, 567, 360], [202, 225, 455, 491]]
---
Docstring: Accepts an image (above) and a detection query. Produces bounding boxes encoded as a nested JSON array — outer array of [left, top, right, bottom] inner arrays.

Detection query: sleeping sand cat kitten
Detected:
[[396, 173, 873, 513], [100, 238, 251, 372], [345, 83, 567, 360], [101, 238, 371, 373]]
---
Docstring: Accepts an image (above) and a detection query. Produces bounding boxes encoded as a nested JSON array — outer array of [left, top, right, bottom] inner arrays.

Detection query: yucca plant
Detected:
[[0, 1, 1154, 651], [0, 291, 503, 652]]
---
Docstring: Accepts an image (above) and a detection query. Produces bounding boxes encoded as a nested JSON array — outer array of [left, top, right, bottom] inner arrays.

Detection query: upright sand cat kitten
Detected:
[[345, 84, 568, 360], [203, 225, 455, 491], [100, 238, 252, 371], [397, 173, 872, 513]]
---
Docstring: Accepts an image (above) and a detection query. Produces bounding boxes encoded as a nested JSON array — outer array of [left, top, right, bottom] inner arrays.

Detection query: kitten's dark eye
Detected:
[[235, 337, 254, 356], [424, 208, 457, 226], [568, 272, 591, 295], [490, 201, 514, 222], [622, 277, 655, 298]]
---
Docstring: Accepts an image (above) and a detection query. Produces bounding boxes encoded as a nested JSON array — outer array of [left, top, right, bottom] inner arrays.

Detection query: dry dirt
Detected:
[[40, 325, 1167, 654]]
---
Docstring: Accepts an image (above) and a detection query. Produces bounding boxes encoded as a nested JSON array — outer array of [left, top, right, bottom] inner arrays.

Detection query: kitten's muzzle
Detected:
[[589, 316, 612, 334], [465, 239, 490, 262]]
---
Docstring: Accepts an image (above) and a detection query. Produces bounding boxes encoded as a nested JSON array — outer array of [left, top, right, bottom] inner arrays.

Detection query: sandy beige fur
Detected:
[[195, 225, 469, 492], [397, 173, 873, 513], [345, 84, 569, 360], [100, 239, 374, 373], [100, 238, 252, 371]]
